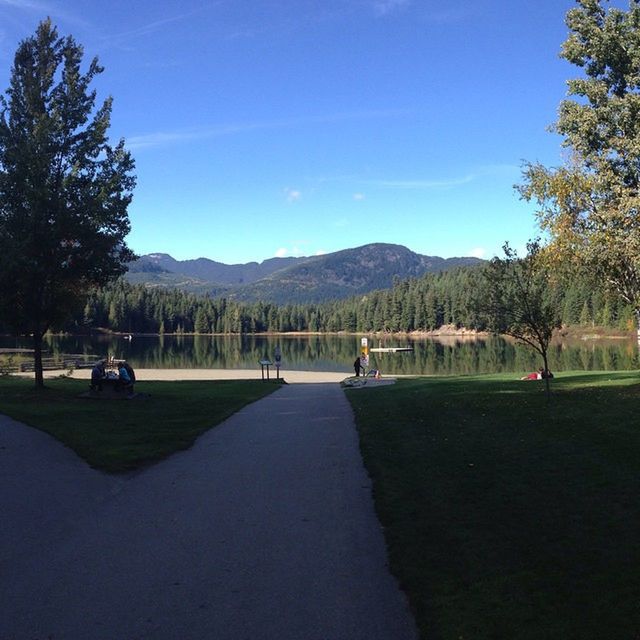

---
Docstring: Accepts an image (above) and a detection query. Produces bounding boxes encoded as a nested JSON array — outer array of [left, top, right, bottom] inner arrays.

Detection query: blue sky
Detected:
[[0, 0, 605, 263]]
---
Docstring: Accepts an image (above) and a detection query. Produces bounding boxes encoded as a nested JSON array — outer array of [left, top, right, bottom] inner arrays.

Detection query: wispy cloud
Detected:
[[376, 175, 476, 190], [127, 108, 413, 150], [102, 7, 211, 43], [353, 193, 366, 201], [0, 0, 51, 10], [0, 0, 93, 59], [127, 122, 267, 150], [366, 164, 520, 191], [469, 247, 486, 259], [425, 6, 478, 25], [373, 0, 411, 17]]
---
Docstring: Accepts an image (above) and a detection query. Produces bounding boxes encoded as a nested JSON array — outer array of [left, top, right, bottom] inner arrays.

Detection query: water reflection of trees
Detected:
[[0, 334, 637, 375]]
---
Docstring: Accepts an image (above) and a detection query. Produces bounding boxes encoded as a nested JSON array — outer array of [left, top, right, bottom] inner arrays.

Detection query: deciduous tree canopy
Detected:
[[519, 0, 640, 337], [478, 241, 562, 396]]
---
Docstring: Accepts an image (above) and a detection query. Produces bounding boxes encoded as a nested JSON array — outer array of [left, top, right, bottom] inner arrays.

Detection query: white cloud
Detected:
[[284, 188, 302, 203], [353, 193, 365, 201], [315, 249, 327, 256], [274, 245, 306, 258], [470, 247, 486, 259]]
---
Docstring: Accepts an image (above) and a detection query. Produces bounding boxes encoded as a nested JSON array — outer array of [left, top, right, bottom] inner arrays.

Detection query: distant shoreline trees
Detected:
[[6, 263, 630, 338]]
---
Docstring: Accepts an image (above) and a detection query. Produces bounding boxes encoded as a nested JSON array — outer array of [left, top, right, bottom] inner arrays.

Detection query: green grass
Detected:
[[0, 376, 280, 472], [346, 371, 640, 640]]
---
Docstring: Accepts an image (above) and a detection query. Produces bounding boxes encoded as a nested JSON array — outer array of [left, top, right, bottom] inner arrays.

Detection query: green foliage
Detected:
[[519, 0, 640, 330], [478, 241, 562, 386], [0, 20, 135, 386]]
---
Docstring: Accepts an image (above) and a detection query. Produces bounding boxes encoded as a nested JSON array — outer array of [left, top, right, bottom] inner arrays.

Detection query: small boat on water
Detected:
[[369, 346, 414, 353]]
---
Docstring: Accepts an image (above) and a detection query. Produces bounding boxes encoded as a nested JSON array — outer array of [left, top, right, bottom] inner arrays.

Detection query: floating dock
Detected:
[[369, 347, 414, 353]]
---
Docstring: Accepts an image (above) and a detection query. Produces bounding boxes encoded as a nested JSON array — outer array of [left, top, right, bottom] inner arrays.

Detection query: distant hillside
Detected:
[[130, 253, 302, 285], [126, 243, 483, 304]]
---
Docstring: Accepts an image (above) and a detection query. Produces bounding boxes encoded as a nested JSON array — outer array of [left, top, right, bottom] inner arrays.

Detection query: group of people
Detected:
[[90, 359, 136, 394]]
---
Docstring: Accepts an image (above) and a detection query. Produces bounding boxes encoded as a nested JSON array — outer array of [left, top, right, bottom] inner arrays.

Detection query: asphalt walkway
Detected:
[[0, 382, 417, 640]]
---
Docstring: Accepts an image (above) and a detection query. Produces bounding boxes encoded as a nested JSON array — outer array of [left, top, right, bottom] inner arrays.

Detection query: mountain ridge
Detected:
[[126, 243, 483, 304]]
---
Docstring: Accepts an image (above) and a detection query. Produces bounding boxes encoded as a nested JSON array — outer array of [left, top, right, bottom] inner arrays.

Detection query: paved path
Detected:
[[1, 382, 417, 640]]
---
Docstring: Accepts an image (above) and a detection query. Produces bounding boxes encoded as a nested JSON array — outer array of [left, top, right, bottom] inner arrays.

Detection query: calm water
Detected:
[[1, 334, 638, 376]]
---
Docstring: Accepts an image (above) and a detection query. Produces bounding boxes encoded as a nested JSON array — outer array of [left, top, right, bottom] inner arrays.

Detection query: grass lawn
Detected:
[[0, 376, 280, 472], [346, 371, 640, 640]]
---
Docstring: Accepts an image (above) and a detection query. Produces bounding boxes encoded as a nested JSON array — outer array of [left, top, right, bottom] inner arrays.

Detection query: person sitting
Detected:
[[117, 362, 134, 394], [521, 368, 543, 381], [123, 361, 136, 390], [90, 360, 106, 391]]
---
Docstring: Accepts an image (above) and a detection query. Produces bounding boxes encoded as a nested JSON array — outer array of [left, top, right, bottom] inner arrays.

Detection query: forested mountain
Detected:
[[63, 265, 634, 336], [126, 243, 482, 304], [128, 253, 300, 285]]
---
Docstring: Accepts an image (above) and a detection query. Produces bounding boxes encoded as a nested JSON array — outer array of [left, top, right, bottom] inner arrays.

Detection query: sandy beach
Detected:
[[18, 367, 398, 388], [22, 367, 352, 384]]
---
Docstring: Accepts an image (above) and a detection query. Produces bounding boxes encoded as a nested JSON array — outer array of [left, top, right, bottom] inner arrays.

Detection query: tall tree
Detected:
[[519, 0, 640, 340], [0, 20, 135, 387], [479, 241, 562, 397]]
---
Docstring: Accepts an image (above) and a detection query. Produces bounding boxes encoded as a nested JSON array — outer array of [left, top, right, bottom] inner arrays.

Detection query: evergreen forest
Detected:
[[17, 265, 634, 336]]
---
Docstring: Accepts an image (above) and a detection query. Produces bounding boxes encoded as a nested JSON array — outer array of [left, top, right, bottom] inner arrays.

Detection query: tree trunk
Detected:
[[542, 350, 551, 402], [635, 309, 640, 346], [32, 331, 45, 389]]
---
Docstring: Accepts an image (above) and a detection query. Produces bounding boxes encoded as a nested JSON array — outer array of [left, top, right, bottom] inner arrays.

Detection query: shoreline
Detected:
[[2, 324, 634, 341], [15, 368, 353, 384]]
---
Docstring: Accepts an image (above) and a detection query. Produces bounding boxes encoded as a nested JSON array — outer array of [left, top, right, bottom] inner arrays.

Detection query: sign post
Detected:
[[274, 346, 282, 380], [360, 337, 369, 374]]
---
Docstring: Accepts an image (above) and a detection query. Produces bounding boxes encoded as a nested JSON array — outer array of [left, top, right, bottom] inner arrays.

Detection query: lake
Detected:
[[1, 334, 638, 376]]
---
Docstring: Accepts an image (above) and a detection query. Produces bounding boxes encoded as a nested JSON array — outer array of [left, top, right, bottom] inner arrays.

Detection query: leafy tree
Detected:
[[0, 20, 135, 387], [479, 241, 562, 397], [519, 0, 640, 341]]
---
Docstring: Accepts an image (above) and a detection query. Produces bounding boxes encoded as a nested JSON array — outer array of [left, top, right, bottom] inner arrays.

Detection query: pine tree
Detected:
[[0, 20, 135, 387]]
